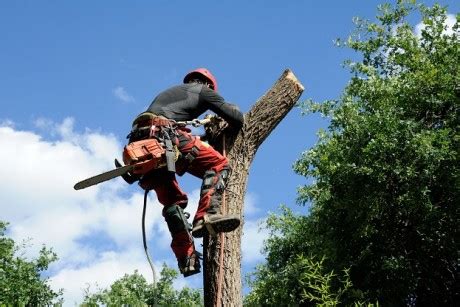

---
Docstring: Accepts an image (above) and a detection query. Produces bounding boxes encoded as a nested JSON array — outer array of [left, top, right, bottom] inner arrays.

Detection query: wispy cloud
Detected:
[[244, 192, 260, 216], [242, 218, 268, 264], [0, 118, 15, 127], [113, 86, 135, 103], [33, 117, 54, 129]]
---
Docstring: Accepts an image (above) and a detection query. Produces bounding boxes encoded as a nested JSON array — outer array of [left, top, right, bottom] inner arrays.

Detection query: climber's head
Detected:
[[183, 68, 218, 92]]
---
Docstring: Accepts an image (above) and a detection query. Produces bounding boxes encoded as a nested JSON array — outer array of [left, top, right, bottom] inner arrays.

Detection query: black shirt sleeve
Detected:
[[199, 87, 244, 128]]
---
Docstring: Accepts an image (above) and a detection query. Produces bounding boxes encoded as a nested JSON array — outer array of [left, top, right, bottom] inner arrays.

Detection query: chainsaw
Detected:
[[74, 138, 167, 190], [73, 118, 212, 190]]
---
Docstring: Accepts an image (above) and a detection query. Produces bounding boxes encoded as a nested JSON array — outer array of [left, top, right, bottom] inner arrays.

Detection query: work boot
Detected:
[[178, 251, 202, 277], [192, 213, 241, 238]]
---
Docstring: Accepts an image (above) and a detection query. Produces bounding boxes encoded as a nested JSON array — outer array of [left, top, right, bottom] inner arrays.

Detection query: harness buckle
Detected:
[[184, 145, 200, 164]]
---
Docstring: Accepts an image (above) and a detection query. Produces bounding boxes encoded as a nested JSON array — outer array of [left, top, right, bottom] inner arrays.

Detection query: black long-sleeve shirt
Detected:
[[146, 84, 244, 128]]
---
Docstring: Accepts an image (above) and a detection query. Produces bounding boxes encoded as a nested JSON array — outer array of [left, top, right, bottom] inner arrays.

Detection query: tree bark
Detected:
[[202, 69, 304, 307]]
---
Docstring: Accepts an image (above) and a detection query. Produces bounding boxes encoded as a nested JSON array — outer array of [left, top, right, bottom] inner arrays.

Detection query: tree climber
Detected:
[[126, 68, 243, 277]]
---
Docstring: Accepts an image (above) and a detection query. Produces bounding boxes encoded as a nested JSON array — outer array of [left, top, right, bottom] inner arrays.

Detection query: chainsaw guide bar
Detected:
[[74, 164, 134, 190]]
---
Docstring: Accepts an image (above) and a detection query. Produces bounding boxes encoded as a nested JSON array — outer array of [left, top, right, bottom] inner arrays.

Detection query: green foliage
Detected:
[[248, 1, 459, 306], [83, 264, 202, 306], [0, 221, 63, 305], [245, 208, 356, 306]]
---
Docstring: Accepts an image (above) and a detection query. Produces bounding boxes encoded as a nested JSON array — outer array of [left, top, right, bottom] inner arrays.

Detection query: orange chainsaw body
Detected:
[[123, 139, 166, 175]]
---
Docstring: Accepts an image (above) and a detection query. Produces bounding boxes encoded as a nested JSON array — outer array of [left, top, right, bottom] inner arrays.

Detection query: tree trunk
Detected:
[[202, 69, 304, 306]]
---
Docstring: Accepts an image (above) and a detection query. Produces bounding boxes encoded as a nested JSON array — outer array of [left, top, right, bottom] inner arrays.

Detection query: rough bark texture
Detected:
[[202, 69, 304, 307]]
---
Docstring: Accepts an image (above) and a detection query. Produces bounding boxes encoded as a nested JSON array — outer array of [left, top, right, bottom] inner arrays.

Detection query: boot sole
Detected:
[[192, 216, 240, 238], [182, 268, 201, 277]]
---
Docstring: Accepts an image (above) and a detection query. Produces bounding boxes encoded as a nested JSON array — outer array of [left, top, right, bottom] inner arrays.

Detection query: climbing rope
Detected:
[[180, 116, 228, 306], [215, 136, 227, 307], [142, 190, 157, 287]]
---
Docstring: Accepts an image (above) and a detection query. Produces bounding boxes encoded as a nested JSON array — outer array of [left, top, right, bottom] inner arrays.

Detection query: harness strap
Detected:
[[132, 112, 166, 128], [184, 145, 200, 164], [128, 112, 175, 142], [216, 135, 228, 307], [164, 138, 176, 172]]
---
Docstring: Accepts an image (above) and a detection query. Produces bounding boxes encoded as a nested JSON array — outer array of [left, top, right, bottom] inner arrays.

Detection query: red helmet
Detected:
[[183, 68, 218, 91]]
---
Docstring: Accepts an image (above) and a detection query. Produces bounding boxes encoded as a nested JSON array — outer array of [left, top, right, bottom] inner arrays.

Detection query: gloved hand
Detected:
[[204, 114, 224, 125]]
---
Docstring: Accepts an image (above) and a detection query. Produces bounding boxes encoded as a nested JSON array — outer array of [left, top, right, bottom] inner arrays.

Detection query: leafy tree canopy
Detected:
[[247, 1, 459, 305], [0, 221, 63, 306], [83, 264, 203, 306]]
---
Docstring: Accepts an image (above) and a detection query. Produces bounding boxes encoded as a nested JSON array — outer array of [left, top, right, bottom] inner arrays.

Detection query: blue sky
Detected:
[[1, 1, 458, 305]]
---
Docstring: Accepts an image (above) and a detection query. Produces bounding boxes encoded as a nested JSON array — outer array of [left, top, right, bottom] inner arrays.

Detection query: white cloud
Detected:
[[241, 192, 270, 264], [0, 120, 120, 222], [113, 86, 135, 103], [241, 218, 269, 264], [243, 192, 260, 216], [0, 119, 173, 305], [49, 249, 162, 306], [34, 117, 54, 130], [415, 13, 457, 38]]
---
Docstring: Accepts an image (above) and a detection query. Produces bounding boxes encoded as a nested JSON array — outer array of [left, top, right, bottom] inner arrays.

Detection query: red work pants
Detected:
[[140, 129, 227, 260]]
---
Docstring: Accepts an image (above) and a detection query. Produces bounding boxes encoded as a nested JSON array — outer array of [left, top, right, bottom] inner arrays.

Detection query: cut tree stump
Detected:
[[202, 69, 304, 307]]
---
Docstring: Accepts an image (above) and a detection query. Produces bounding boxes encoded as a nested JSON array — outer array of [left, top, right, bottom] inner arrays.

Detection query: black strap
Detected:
[[159, 127, 177, 173]]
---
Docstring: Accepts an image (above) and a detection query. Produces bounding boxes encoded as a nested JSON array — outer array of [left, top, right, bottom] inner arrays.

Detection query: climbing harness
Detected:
[[73, 116, 211, 190], [135, 117, 209, 288], [74, 115, 228, 289], [127, 112, 180, 173], [134, 117, 210, 284]]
